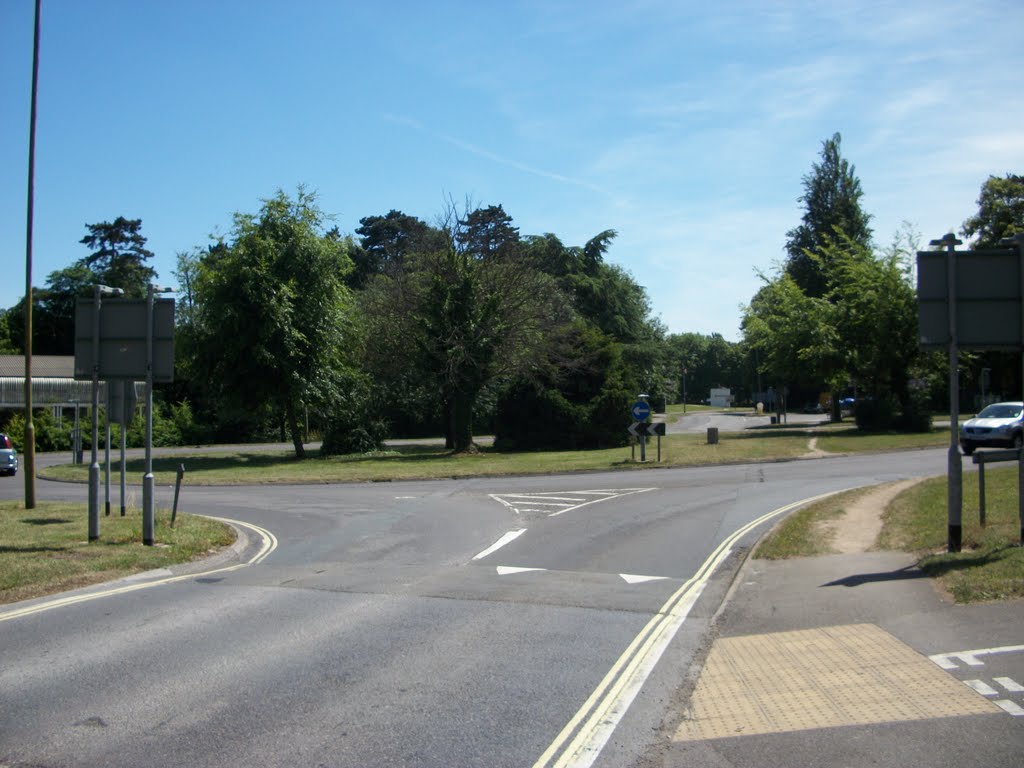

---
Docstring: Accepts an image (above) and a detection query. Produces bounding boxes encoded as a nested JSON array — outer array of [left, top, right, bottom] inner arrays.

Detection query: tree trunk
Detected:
[[443, 397, 455, 450], [285, 399, 305, 459], [450, 388, 475, 452]]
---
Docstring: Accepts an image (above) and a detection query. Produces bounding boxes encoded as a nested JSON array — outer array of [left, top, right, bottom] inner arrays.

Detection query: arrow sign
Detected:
[[628, 421, 666, 437], [631, 401, 651, 421]]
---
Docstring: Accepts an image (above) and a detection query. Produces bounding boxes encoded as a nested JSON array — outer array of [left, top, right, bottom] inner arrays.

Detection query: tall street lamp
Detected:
[[143, 284, 174, 546], [89, 284, 123, 542]]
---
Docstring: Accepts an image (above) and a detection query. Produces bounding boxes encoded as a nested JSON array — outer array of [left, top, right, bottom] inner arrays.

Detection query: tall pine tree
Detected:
[[784, 133, 873, 298]]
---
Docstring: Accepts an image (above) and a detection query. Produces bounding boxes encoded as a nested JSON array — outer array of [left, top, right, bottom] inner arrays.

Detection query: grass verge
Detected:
[[0, 500, 236, 605], [754, 488, 865, 559], [39, 428, 949, 486], [757, 468, 1023, 603]]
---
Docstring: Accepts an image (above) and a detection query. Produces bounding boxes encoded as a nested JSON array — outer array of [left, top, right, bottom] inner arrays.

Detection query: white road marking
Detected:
[[0, 516, 277, 624], [930, 644, 1024, 670], [995, 677, 1024, 693], [620, 574, 668, 584], [965, 680, 999, 696], [532, 489, 852, 768], [473, 529, 527, 560], [995, 700, 1024, 716], [497, 566, 546, 575], [489, 488, 655, 517]]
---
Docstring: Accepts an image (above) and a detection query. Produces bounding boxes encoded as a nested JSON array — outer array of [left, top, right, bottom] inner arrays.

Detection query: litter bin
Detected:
[[707, 427, 719, 444]]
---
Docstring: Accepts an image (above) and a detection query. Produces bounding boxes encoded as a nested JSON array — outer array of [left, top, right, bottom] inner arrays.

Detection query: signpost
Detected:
[[917, 234, 1024, 551], [74, 294, 174, 544], [628, 400, 665, 462]]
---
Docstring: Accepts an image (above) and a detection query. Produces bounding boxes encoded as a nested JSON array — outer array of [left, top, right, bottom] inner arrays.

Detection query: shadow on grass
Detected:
[[20, 517, 72, 526], [0, 545, 67, 553], [919, 545, 1020, 577], [115, 445, 453, 474], [732, 427, 855, 439]]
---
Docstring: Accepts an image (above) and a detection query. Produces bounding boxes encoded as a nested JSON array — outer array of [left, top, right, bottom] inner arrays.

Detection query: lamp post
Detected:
[[89, 284, 123, 542], [143, 284, 173, 546]]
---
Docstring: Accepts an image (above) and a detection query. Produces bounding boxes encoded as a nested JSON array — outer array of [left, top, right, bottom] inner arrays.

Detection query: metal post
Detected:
[[104, 405, 111, 516], [88, 285, 102, 542], [170, 464, 185, 527], [934, 234, 963, 552], [1019, 451, 1024, 546], [120, 385, 127, 517], [143, 284, 155, 546], [978, 460, 986, 528], [682, 366, 687, 414]]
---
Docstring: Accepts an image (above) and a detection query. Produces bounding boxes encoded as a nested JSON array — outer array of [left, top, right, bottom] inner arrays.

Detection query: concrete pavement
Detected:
[[649, 548, 1024, 767]]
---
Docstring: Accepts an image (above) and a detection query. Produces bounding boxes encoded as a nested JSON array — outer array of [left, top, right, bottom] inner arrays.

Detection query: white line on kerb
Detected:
[[532, 489, 851, 768], [0, 516, 278, 624]]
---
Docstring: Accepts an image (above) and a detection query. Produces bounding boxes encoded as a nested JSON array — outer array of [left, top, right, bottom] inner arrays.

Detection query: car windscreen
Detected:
[[977, 404, 1023, 419]]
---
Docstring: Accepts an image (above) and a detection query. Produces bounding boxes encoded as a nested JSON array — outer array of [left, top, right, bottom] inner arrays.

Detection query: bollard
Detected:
[[707, 427, 719, 445], [170, 464, 185, 527]]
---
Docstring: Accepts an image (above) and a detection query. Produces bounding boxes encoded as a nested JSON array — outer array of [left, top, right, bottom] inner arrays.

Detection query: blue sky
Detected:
[[2, 1, 1022, 341]]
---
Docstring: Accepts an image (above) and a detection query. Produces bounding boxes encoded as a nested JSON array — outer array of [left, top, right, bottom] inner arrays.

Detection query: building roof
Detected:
[[0, 355, 75, 378]]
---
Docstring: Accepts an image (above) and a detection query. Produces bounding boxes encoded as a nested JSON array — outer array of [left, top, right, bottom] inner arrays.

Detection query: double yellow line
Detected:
[[0, 516, 277, 624], [533, 490, 846, 768]]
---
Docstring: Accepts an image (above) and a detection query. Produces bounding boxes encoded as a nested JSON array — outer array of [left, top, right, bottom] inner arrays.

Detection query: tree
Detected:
[[785, 133, 873, 298], [192, 189, 355, 457], [352, 210, 445, 288], [0, 310, 17, 354], [358, 203, 565, 451], [823, 230, 918, 403], [456, 204, 520, 260], [961, 173, 1024, 248], [79, 216, 156, 297], [742, 273, 834, 399]]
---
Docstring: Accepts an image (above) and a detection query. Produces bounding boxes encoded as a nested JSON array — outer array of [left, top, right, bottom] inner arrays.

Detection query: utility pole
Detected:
[[23, 0, 42, 510]]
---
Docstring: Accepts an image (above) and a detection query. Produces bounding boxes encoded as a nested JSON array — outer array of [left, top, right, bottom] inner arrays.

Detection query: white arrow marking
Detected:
[[620, 574, 669, 584], [497, 566, 546, 576], [473, 529, 527, 560]]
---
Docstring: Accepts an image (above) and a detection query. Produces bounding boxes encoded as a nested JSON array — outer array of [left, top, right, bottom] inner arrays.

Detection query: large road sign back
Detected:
[[74, 298, 175, 382], [917, 247, 1023, 350]]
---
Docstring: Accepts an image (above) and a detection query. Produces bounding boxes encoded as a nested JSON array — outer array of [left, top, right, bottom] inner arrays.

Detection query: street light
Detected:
[[89, 284, 123, 542], [142, 284, 174, 546]]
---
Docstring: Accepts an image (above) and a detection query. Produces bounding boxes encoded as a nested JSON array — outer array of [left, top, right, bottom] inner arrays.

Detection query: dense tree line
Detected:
[[2, 162, 1021, 451]]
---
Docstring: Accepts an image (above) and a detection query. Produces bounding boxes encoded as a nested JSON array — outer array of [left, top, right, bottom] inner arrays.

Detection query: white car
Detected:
[[960, 402, 1024, 455]]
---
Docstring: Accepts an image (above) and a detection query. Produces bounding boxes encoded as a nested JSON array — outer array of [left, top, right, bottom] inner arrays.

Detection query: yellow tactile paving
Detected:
[[675, 623, 1001, 740]]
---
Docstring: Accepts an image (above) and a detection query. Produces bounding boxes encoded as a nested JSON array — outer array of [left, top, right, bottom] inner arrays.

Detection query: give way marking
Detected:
[[489, 488, 655, 517]]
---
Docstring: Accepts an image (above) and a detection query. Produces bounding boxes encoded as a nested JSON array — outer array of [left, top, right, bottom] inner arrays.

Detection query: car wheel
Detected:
[[1015, 433, 1023, 450], [961, 444, 975, 456]]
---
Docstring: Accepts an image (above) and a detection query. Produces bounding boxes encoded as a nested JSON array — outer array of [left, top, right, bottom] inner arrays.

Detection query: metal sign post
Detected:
[[918, 234, 1023, 551], [75, 292, 174, 545], [631, 399, 651, 462]]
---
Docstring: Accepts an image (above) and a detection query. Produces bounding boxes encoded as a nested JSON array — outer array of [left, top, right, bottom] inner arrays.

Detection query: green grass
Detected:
[[39, 427, 952, 486], [758, 468, 1023, 603], [0, 500, 236, 605], [879, 469, 1024, 602], [815, 427, 949, 453]]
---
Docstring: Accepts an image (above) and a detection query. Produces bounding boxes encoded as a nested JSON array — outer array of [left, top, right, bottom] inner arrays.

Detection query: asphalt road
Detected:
[[0, 446, 951, 767]]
